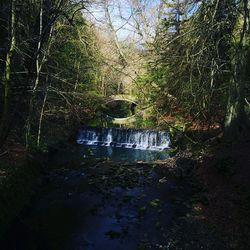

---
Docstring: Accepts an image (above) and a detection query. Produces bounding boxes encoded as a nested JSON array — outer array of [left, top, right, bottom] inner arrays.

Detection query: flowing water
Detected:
[[1, 128, 224, 250], [76, 127, 170, 162], [77, 127, 170, 151]]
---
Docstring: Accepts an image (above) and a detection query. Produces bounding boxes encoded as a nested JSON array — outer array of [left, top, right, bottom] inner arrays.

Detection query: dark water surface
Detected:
[[1, 145, 225, 250], [76, 145, 169, 162]]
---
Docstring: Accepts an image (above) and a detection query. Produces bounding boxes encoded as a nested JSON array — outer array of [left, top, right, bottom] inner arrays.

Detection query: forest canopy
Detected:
[[0, 0, 249, 149]]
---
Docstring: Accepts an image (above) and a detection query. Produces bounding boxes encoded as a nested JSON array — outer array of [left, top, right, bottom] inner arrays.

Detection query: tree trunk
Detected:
[[37, 88, 48, 146], [224, 0, 250, 140], [0, 0, 16, 147], [25, 0, 44, 147], [224, 51, 249, 139]]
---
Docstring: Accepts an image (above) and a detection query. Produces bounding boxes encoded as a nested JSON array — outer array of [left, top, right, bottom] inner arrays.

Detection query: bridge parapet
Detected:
[[105, 94, 138, 105]]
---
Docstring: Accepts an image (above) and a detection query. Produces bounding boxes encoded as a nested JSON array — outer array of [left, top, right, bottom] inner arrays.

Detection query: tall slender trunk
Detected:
[[224, 0, 250, 139], [224, 49, 248, 138], [37, 87, 48, 146], [25, 0, 44, 146], [0, 0, 16, 147], [26, 0, 54, 147], [74, 61, 80, 90]]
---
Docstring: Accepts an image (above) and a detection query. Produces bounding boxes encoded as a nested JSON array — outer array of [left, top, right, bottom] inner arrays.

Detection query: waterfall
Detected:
[[77, 127, 170, 151]]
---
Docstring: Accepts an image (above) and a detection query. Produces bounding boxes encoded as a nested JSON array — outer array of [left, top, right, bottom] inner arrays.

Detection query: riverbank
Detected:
[[197, 140, 250, 250], [0, 152, 45, 239], [154, 141, 250, 250]]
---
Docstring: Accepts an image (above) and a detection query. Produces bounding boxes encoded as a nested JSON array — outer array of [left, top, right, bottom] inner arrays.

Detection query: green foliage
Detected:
[[103, 101, 134, 118], [26, 135, 48, 154], [0, 0, 104, 147], [49, 12, 99, 90], [133, 114, 156, 129], [1, 0, 249, 146], [140, 0, 250, 135]]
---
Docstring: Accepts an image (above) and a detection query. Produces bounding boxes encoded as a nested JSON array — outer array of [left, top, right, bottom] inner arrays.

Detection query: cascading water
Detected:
[[77, 127, 170, 151]]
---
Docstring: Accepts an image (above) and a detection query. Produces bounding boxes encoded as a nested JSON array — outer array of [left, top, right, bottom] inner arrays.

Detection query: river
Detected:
[[1, 128, 226, 250]]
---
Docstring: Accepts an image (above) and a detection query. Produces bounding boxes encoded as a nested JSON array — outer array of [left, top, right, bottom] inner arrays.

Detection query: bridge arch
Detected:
[[102, 94, 141, 125], [104, 94, 138, 105]]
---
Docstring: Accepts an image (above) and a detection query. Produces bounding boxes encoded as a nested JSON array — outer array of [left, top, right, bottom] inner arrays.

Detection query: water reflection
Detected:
[[80, 145, 169, 162]]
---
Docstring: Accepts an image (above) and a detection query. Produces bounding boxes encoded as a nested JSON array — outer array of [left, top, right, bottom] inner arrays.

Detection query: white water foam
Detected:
[[77, 128, 170, 151]]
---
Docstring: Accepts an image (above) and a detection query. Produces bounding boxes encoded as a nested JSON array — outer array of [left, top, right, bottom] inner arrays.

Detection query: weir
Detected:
[[77, 127, 170, 151]]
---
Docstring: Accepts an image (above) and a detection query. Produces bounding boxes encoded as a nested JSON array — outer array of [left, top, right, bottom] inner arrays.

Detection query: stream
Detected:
[[1, 128, 226, 250]]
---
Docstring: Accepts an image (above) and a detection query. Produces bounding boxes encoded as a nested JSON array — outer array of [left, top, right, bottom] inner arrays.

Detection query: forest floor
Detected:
[[197, 139, 250, 250]]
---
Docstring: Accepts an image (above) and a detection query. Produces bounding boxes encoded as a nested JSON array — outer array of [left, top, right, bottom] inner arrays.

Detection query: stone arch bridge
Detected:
[[104, 94, 138, 105], [102, 94, 141, 125]]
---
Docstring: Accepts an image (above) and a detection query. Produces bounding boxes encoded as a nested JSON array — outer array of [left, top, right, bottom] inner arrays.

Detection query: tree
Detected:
[[224, 0, 250, 139], [0, 0, 16, 146], [0, 0, 101, 148], [145, 0, 250, 139]]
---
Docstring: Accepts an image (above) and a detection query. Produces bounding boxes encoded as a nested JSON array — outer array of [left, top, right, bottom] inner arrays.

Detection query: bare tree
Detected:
[[0, 0, 16, 146]]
